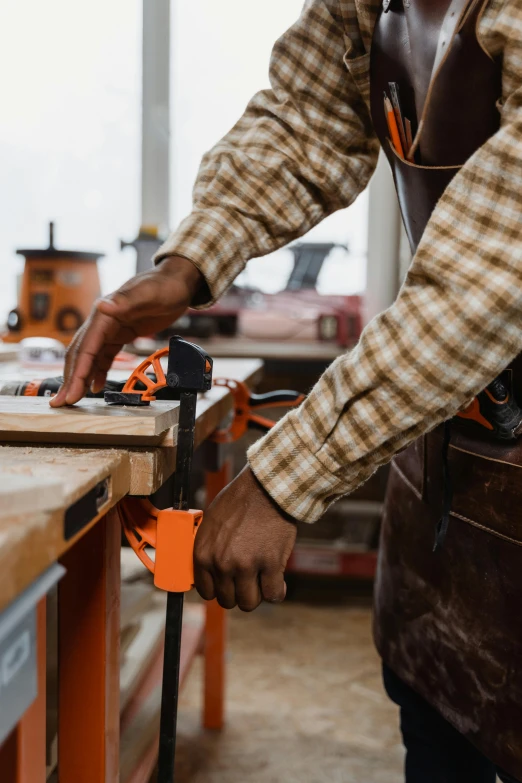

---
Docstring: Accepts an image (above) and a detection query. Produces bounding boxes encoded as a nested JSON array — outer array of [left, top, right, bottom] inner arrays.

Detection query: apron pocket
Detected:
[[386, 139, 461, 251], [428, 425, 522, 546]]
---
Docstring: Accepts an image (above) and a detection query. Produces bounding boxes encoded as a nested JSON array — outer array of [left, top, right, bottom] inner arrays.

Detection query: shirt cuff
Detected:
[[153, 210, 246, 308], [247, 415, 347, 523]]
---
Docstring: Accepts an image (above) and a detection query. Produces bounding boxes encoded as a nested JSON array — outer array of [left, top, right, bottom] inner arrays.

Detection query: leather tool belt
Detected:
[[369, 0, 522, 777]]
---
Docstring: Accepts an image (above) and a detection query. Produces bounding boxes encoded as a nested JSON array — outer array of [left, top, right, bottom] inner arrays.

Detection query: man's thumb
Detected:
[[96, 293, 132, 318]]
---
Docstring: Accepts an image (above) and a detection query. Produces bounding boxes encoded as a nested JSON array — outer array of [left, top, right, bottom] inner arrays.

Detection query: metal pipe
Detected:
[[138, 0, 171, 273]]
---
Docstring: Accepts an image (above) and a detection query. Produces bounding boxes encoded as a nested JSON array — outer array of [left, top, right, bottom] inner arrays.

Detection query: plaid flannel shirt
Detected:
[[156, 0, 522, 522]]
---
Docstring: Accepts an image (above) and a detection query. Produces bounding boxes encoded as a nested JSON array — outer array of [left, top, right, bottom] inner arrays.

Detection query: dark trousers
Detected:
[[383, 665, 519, 783]]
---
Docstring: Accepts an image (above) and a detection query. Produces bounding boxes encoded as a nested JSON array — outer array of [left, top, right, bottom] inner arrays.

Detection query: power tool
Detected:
[[455, 370, 522, 440], [0, 369, 178, 401]]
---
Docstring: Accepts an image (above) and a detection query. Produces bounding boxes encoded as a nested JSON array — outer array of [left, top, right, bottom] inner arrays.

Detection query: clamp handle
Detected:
[[213, 379, 304, 443], [117, 497, 202, 593]]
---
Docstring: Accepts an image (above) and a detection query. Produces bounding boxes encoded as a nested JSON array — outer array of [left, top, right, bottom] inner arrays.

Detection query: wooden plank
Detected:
[[0, 397, 179, 445], [121, 582, 156, 630], [0, 472, 63, 516], [120, 595, 167, 712], [0, 446, 130, 614]]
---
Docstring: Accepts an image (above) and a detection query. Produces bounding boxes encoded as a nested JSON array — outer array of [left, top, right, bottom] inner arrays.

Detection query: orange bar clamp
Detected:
[[108, 336, 304, 782]]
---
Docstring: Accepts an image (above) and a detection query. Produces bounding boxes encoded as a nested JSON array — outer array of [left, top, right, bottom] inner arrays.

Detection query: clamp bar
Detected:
[[109, 336, 301, 782], [157, 337, 212, 783]]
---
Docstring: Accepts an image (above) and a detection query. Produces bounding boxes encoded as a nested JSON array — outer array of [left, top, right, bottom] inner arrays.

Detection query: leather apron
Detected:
[[369, 0, 522, 777]]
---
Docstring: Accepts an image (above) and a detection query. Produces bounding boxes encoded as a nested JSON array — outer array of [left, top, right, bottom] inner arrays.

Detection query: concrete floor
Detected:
[[172, 593, 405, 783]]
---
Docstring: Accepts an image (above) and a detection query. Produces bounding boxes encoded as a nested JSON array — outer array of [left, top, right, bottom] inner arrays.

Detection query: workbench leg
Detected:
[[203, 459, 231, 730], [58, 511, 121, 783], [0, 597, 47, 783]]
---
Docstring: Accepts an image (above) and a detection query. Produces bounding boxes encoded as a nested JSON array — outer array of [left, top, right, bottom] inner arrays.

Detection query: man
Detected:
[[52, 0, 522, 780]]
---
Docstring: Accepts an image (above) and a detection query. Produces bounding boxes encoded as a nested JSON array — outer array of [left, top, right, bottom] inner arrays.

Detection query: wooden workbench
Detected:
[[0, 354, 263, 783]]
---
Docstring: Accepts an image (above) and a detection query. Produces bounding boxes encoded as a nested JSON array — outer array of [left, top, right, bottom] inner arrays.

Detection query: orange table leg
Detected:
[[0, 598, 47, 783], [202, 458, 232, 731], [58, 511, 120, 783]]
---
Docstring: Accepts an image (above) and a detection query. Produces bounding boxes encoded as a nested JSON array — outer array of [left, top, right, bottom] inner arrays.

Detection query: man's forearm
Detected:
[[154, 0, 378, 306], [249, 110, 522, 522]]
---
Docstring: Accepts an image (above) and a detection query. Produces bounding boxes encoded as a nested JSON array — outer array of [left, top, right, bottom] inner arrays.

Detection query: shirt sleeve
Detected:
[[153, 0, 379, 305], [248, 80, 522, 522]]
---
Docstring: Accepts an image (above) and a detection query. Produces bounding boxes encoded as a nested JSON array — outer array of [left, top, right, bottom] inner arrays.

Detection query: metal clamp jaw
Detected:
[[104, 334, 212, 406]]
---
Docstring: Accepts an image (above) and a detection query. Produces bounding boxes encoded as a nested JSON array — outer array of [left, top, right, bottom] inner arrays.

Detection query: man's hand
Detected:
[[194, 466, 297, 612], [50, 256, 203, 407]]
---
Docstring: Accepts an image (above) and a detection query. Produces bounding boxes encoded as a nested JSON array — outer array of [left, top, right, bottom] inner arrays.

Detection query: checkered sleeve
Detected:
[[249, 71, 522, 521], [154, 0, 379, 305]]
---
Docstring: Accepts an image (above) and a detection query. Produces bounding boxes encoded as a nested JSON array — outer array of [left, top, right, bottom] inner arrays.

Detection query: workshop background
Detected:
[[0, 1, 410, 781]]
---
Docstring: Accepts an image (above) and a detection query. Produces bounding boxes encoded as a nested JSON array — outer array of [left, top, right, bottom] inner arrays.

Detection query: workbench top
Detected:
[[0, 355, 263, 614], [0, 446, 130, 614]]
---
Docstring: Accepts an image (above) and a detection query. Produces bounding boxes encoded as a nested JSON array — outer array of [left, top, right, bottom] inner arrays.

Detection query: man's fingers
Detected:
[[49, 325, 86, 407], [213, 572, 237, 610], [97, 281, 167, 320], [235, 574, 262, 612], [91, 344, 125, 393], [194, 565, 216, 602], [260, 568, 287, 604], [96, 291, 137, 318], [53, 309, 122, 407]]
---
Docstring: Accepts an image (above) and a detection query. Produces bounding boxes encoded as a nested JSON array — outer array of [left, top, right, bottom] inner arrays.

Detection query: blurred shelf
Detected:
[[287, 540, 378, 579], [132, 336, 345, 362]]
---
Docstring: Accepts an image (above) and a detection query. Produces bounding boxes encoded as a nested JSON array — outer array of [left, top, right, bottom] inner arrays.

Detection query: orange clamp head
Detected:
[[155, 508, 203, 592], [121, 346, 169, 402], [212, 378, 253, 443], [116, 496, 202, 592], [456, 396, 494, 431]]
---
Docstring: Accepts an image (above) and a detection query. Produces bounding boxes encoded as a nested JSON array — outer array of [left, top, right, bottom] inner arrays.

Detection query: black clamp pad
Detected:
[[104, 391, 149, 406]]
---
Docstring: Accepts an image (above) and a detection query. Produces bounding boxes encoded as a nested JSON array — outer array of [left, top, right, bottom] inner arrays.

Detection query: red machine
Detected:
[[166, 243, 364, 349]]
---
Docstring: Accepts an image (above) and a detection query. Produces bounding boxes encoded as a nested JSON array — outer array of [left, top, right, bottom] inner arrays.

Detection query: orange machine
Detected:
[[3, 222, 103, 345]]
